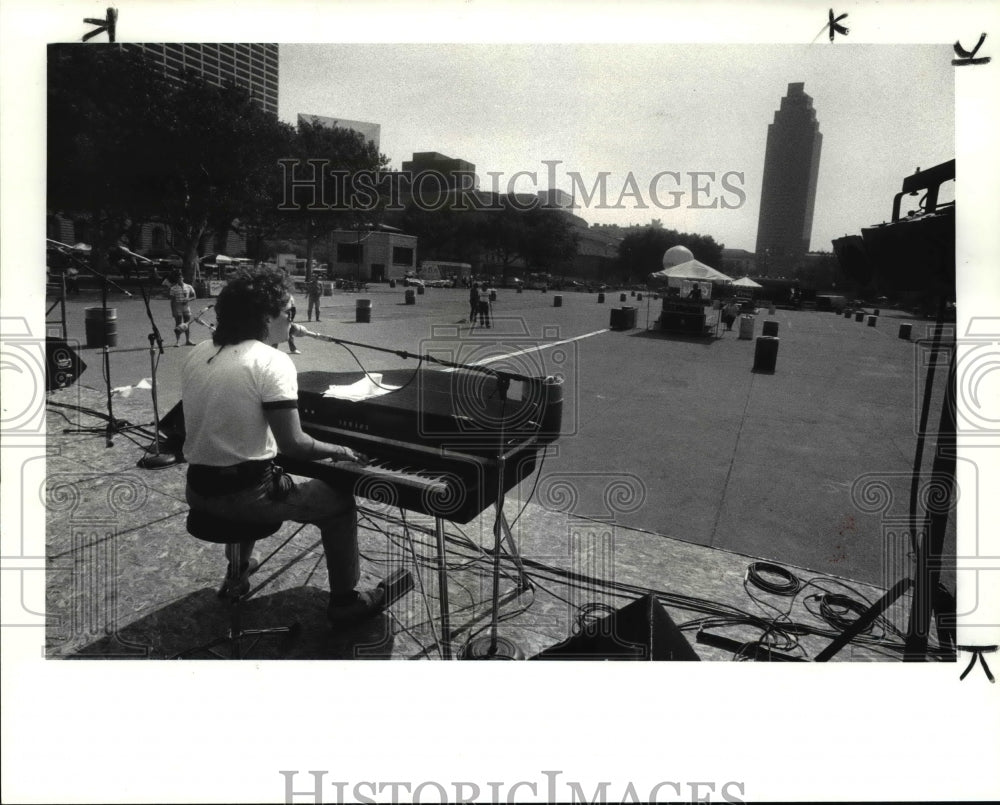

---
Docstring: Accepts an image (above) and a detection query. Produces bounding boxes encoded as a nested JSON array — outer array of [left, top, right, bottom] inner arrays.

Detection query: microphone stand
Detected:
[[136, 280, 180, 469], [57, 243, 136, 447]]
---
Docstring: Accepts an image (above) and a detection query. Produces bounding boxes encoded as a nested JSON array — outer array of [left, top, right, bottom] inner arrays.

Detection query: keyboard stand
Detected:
[[430, 510, 532, 661]]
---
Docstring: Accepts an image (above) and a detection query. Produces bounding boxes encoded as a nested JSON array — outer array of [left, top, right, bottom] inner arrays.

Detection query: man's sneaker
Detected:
[[290, 348, 303, 354], [327, 586, 386, 625]]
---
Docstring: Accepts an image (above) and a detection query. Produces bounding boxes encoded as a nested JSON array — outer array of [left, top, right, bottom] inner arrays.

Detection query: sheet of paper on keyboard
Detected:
[[322, 374, 401, 401]]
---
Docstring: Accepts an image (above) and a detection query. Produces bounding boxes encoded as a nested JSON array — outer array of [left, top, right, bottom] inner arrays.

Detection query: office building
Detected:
[[754, 82, 822, 276], [298, 113, 381, 149], [121, 43, 279, 116]]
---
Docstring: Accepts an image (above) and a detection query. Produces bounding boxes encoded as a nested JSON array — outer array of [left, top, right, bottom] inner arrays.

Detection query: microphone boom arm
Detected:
[[289, 325, 536, 383]]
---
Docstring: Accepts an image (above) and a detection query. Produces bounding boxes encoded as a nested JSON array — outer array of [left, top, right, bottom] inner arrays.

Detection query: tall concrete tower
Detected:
[[754, 82, 822, 276]]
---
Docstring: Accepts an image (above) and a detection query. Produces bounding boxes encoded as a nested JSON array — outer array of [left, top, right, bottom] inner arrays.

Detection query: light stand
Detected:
[[136, 281, 180, 470]]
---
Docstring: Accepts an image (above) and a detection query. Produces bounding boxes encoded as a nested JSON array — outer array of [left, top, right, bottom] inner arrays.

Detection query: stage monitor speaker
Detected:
[[46, 338, 86, 391], [530, 593, 700, 661]]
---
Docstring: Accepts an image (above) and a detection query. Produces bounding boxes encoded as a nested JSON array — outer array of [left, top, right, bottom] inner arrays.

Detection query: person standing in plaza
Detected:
[[168, 271, 197, 346], [477, 283, 492, 328], [722, 299, 740, 331], [468, 282, 479, 324], [306, 275, 322, 322]]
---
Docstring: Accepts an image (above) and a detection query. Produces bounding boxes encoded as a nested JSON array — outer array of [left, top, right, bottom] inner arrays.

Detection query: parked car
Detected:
[[402, 276, 425, 288], [425, 278, 453, 288]]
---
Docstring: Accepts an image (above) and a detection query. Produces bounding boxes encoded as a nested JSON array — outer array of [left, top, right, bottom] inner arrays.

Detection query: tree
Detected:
[[475, 198, 579, 280], [48, 45, 173, 273], [521, 208, 578, 273], [137, 71, 294, 282], [49, 46, 298, 283], [616, 226, 724, 283], [280, 120, 389, 281]]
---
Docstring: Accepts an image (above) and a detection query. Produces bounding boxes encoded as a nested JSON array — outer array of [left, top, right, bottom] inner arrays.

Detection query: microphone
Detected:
[[289, 323, 334, 341]]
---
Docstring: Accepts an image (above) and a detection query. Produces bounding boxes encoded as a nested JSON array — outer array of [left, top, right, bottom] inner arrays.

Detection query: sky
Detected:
[[279, 44, 955, 252]]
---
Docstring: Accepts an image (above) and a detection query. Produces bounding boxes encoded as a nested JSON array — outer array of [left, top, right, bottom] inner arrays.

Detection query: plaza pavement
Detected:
[[40, 282, 955, 660]]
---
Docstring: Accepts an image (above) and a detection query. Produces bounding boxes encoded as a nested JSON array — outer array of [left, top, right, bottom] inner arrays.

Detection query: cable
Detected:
[[746, 561, 801, 596], [334, 341, 423, 392]]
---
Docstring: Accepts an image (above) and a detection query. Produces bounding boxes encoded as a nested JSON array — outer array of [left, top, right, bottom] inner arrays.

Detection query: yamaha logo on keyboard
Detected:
[[337, 418, 370, 432]]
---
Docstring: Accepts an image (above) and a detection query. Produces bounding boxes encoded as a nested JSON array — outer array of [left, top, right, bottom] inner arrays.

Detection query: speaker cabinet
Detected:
[[46, 338, 86, 391], [530, 593, 699, 661]]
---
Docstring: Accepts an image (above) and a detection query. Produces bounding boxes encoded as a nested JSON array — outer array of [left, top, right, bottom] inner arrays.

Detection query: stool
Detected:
[[173, 510, 300, 659]]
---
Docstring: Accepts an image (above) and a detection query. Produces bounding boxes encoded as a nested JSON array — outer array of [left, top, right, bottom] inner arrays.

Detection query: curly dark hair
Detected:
[[212, 267, 291, 346]]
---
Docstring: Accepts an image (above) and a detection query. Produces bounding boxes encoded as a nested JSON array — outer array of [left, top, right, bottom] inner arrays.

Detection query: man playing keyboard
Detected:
[[181, 266, 386, 625]]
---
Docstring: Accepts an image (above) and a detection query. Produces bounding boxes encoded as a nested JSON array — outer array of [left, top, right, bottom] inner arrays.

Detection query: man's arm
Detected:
[[264, 407, 365, 463]]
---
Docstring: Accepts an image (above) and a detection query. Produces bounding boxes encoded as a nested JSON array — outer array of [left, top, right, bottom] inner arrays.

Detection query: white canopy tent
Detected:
[[732, 276, 762, 288], [648, 259, 734, 298]]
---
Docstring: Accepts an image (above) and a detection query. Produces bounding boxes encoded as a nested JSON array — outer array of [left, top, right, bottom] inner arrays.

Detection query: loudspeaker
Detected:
[[46, 338, 86, 391], [530, 593, 700, 661]]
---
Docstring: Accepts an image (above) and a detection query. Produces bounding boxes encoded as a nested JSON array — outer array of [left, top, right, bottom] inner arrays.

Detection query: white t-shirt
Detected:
[[181, 339, 298, 466]]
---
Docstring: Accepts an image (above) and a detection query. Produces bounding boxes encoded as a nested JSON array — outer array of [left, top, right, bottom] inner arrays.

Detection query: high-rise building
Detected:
[[754, 82, 822, 276], [121, 44, 279, 116], [298, 113, 381, 149]]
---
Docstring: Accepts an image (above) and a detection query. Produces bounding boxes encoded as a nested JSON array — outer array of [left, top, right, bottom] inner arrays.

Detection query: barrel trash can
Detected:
[[898, 323, 913, 340], [417, 284, 425, 295], [637, 293, 643, 301], [874, 308, 880, 317], [84, 306, 117, 348], [762, 320, 779, 337], [752, 336, 780, 373], [619, 292, 627, 302], [609, 306, 637, 331], [389, 279, 396, 288], [844, 309, 853, 318], [855, 311, 865, 322], [738, 314, 755, 340], [516, 286, 523, 293], [541, 286, 548, 293], [355, 299, 372, 323], [768, 303, 776, 315], [867, 315, 877, 327], [553, 295, 563, 307], [597, 292, 605, 304], [405, 289, 416, 305]]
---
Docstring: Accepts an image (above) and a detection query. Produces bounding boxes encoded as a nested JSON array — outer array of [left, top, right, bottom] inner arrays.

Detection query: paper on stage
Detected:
[[322, 373, 400, 401]]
